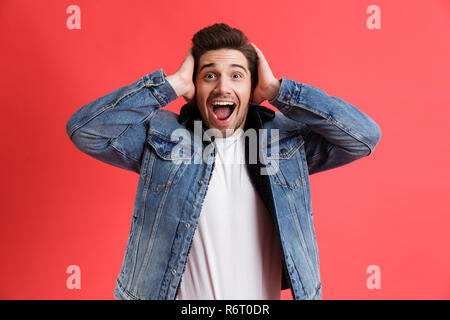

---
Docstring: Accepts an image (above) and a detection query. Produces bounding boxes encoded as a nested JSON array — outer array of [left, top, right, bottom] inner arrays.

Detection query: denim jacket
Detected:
[[66, 69, 381, 300]]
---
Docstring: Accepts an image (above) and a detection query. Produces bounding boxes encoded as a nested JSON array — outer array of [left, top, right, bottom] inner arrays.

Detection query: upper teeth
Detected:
[[212, 101, 234, 106]]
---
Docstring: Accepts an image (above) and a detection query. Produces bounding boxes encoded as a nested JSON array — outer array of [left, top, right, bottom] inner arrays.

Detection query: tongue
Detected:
[[214, 106, 232, 120]]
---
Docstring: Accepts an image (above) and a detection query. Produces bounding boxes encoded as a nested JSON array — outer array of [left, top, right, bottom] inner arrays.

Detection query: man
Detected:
[[66, 23, 381, 300]]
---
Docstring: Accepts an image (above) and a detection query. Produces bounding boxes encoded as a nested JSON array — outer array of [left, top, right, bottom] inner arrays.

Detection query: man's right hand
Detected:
[[166, 48, 196, 102]]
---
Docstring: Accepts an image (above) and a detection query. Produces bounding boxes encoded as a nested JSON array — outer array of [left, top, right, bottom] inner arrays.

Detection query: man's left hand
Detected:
[[250, 43, 281, 105]]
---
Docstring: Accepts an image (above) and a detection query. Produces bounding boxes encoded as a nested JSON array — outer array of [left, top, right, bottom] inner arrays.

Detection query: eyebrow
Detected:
[[199, 63, 248, 74]]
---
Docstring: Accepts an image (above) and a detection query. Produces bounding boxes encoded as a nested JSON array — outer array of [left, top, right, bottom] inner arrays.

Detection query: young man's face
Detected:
[[195, 49, 252, 137]]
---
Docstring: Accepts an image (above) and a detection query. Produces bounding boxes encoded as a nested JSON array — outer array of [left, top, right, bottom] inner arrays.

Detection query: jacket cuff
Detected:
[[142, 69, 178, 107], [268, 78, 302, 111]]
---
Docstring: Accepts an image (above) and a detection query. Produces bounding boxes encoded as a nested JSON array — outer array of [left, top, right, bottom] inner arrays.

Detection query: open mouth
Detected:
[[209, 100, 237, 122]]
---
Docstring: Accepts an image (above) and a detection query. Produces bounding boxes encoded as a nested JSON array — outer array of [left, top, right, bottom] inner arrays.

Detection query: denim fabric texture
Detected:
[[66, 69, 381, 300]]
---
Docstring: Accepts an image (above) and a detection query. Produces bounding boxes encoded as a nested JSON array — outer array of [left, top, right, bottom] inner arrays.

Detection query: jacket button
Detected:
[[172, 269, 177, 275], [280, 148, 288, 154], [283, 93, 292, 102], [198, 180, 203, 185], [153, 76, 160, 83], [291, 267, 295, 273], [185, 223, 190, 228], [164, 150, 171, 156]]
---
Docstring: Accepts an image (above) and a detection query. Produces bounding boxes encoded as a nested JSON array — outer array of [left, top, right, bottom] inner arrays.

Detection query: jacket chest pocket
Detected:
[[265, 135, 305, 190], [145, 133, 193, 193]]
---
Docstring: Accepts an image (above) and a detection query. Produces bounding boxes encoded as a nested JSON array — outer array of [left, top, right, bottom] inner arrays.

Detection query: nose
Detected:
[[214, 77, 232, 96]]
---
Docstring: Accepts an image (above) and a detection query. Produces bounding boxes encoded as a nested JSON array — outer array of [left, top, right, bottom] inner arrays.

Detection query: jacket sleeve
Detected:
[[65, 69, 178, 174], [269, 78, 382, 175]]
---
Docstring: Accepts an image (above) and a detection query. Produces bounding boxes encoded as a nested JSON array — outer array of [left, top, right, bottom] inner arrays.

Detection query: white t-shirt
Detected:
[[176, 130, 282, 300]]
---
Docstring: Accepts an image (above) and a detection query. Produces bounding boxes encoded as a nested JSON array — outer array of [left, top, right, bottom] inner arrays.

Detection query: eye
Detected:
[[204, 73, 216, 80], [232, 72, 243, 79]]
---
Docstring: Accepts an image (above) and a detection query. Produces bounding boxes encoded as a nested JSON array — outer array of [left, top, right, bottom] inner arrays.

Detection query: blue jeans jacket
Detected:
[[66, 69, 381, 300]]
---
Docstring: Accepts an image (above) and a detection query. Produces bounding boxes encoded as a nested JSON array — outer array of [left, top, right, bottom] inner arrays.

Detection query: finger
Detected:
[[250, 42, 271, 73], [186, 47, 194, 58], [180, 48, 195, 73], [250, 43, 266, 62]]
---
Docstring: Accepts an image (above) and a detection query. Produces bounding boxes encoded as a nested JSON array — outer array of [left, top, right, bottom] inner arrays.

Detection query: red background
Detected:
[[1, 0, 449, 299]]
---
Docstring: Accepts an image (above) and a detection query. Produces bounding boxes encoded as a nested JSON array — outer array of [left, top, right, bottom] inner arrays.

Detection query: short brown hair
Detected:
[[191, 23, 258, 91]]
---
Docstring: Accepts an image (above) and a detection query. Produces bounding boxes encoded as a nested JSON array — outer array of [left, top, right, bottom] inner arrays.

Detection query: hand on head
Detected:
[[249, 43, 281, 105]]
